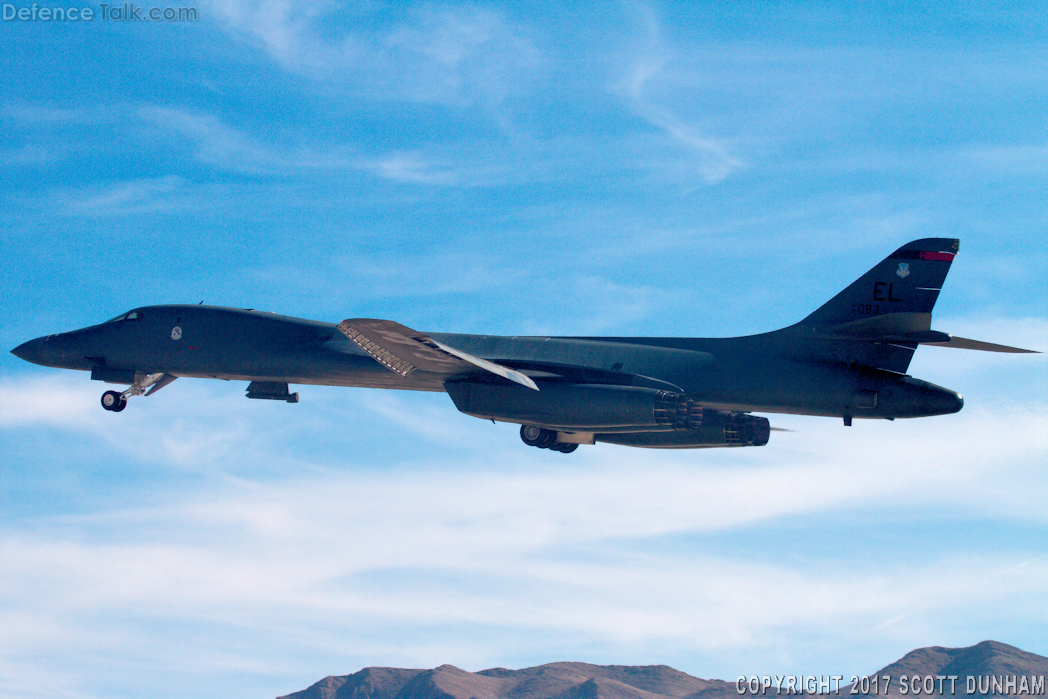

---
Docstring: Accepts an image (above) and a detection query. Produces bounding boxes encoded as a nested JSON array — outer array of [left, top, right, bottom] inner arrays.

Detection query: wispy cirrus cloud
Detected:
[[206, 1, 541, 110], [612, 3, 744, 186], [358, 150, 516, 187], [332, 250, 528, 298], [206, 0, 356, 72], [137, 105, 326, 174], [962, 141, 1048, 176], [1, 102, 113, 126], [68, 176, 190, 215], [136, 105, 518, 186], [4, 175, 198, 221], [2, 102, 128, 168], [515, 274, 677, 336]]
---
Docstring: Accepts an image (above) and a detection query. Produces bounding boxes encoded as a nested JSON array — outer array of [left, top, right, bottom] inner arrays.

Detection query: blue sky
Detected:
[[1, 2, 1046, 698]]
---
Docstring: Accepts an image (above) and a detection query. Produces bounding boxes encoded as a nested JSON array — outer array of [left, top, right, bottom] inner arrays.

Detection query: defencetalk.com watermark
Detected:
[[3, 3, 198, 22]]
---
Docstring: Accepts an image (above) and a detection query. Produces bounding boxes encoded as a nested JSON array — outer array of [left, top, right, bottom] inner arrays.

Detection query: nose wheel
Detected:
[[101, 390, 127, 412], [98, 373, 176, 413], [520, 425, 579, 453]]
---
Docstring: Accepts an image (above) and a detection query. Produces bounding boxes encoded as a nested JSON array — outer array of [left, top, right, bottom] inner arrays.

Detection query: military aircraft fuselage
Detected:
[[13, 302, 962, 422]]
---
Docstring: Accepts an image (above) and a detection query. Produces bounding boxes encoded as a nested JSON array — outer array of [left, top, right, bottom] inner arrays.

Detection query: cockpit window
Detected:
[[105, 310, 143, 323]]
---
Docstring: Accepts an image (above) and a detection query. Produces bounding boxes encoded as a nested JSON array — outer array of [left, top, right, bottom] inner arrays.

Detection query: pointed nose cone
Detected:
[[12, 330, 97, 370], [11, 337, 47, 365]]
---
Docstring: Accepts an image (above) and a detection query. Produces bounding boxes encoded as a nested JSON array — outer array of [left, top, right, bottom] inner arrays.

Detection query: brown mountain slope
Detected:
[[278, 642, 1046, 699], [874, 641, 1048, 679], [850, 641, 1048, 697], [279, 667, 425, 699]]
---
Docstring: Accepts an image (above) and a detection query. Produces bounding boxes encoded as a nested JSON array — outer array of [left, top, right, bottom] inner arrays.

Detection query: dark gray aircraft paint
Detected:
[[11, 239, 1037, 453]]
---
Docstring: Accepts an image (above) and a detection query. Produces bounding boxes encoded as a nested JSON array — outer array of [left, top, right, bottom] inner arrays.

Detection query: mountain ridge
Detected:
[[278, 641, 1047, 699]]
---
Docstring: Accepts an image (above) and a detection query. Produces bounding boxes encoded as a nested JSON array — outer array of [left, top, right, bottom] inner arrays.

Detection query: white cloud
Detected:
[[206, 0, 354, 72], [2, 102, 110, 126], [366, 151, 461, 185], [5, 376, 1045, 559], [2, 367, 1045, 697], [133, 105, 522, 186], [137, 105, 294, 174], [512, 275, 677, 336], [65, 176, 190, 216], [1, 103, 129, 171], [382, 6, 541, 109], [963, 142, 1048, 175], [612, 3, 744, 185], [206, 1, 541, 109], [356, 150, 515, 187], [326, 250, 528, 301]]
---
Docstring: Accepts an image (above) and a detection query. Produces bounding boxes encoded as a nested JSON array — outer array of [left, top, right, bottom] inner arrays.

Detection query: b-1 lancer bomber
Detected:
[[11, 239, 1037, 453]]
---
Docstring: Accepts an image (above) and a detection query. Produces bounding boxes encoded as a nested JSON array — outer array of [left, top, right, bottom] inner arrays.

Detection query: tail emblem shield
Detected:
[[896, 263, 910, 278]]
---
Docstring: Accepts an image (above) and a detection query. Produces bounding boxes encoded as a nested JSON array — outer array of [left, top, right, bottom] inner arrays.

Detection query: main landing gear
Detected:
[[520, 424, 579, 453], [101, 390, 127, 412]]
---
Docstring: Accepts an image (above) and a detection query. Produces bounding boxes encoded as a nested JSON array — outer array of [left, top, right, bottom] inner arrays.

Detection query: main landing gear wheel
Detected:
[[520, 424, 556, 448], [101, 390, 127, 412], [550, 442, 578, 453], [520, 425, 576, 452]]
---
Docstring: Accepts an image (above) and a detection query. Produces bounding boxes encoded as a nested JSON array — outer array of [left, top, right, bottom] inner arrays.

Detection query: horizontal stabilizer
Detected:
[[338, 318, 539, 389], [923, 336, 1039, 353], [821, 313, 1038, 353], [821, 312, 939, 342]]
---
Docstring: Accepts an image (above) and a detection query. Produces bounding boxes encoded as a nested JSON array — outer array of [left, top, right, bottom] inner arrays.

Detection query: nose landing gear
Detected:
[[99, 373, 177, 412], [519, 425, 580, 453]]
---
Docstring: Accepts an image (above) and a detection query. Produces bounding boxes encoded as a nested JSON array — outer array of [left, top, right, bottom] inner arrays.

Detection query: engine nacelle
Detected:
[[444, 381, 692, 431], [597, 411, 771, 449], [443, 381, 768, 446]]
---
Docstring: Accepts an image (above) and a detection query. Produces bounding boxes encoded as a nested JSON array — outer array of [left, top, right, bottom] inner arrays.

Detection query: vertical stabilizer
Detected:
[[800, 238, 959, 328], [792, 238, 960, 374]]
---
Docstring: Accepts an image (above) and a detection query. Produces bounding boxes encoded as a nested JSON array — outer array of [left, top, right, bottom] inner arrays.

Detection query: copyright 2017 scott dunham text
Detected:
[[736, 675, 1045, 696]]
